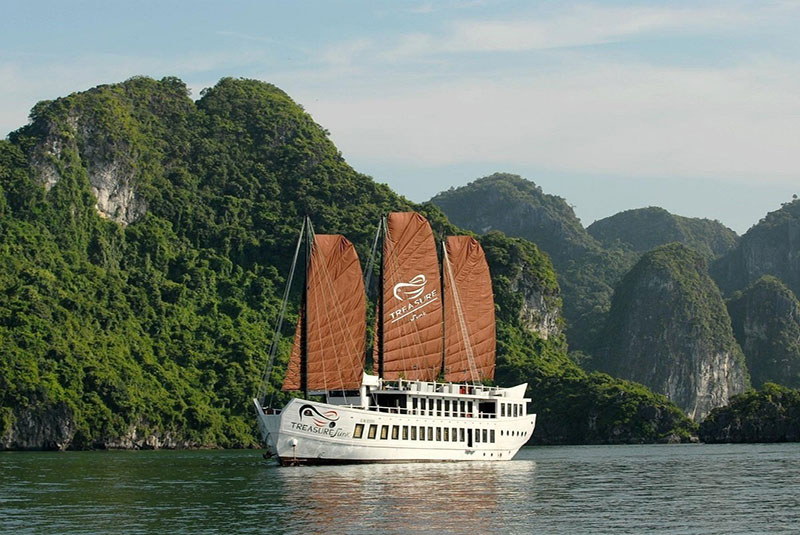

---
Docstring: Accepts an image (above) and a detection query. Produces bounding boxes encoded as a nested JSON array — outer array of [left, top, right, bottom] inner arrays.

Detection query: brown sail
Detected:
[[282, 234, 366, 391], [443, 236, 495, 382], [380, 212, 443, 381]]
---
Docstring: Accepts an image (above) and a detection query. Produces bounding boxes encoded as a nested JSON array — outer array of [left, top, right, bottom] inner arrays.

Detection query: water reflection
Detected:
[[272, 461, 537, 534]]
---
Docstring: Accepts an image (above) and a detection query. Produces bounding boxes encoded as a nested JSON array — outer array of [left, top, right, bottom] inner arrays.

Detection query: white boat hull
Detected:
[[254, 386, 535, 465]]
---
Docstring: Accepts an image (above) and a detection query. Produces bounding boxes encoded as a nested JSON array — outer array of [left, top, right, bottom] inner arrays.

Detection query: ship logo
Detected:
[[299, 404, 339, 428], [393, 274, 426, 301]]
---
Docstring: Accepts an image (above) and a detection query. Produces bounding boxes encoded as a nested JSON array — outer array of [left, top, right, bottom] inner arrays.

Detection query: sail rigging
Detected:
[[443, 236, 496, 382], [283, 233, 366, 391]]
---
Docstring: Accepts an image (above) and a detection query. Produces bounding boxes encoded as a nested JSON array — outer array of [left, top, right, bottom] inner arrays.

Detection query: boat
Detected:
[[253, 212, 535, 465]]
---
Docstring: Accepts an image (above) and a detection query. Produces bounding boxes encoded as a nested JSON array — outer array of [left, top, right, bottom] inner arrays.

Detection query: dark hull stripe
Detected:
[[276, 456, 473, 466]]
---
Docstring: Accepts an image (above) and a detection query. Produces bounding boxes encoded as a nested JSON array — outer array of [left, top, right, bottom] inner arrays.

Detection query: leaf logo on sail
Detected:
[[393, 274, 427, 301], [299, 404, 339, 428]]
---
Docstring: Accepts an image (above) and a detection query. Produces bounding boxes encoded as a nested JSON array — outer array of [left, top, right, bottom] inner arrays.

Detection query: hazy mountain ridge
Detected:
[[431, 173, 638, 353], [711, 198, 800, 298], [727, 276, 800, 389], [588, 206, 738, 259]]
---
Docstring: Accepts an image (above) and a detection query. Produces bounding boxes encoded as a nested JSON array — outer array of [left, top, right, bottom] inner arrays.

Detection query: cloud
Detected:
[[301, 58, 800, 187], [386, 4, 752, 56], [320, 39, 374, 67]]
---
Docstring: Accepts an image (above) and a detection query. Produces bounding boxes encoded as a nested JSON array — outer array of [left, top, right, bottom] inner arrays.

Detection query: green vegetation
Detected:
[[700, 383, 800, 443], [588, 206, 738, 259], [727, 276, 800, 389], [1, 76, 695, 449]]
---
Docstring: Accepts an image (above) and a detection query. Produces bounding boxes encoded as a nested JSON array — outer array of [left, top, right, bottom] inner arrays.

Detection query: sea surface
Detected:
[[1, 443, 799, 534]]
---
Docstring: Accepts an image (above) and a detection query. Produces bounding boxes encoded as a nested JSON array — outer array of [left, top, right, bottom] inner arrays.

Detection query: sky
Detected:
[[2, 0, 799, 234]]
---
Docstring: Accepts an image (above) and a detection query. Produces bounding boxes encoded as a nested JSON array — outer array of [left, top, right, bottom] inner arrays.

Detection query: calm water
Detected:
[[1, 444, 799, 534]]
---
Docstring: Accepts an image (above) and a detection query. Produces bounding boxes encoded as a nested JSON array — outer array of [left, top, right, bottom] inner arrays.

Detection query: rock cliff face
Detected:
[[479, 231, 563, 340], [28, 107, 147, 226], [0, 403, 76, 451], [712, 199, 800, 297], [597, 244, 749, 420], [0, 410, 192, 451], [727, 276, 800, 389]]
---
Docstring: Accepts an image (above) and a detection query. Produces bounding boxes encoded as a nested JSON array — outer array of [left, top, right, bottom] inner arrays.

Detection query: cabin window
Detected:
[[436, 427, 442, 441], [437, 399, 442, 416], [452, 427, 457, 441], [402, 426, 409, 440], [521, 404, 525, 416], [475, 429, 481, 443], [482, 429, 488, 443], [380, 425, 389, 439], [392, 425, 399, 440], [428, 427, 434, 441], [513, 404, 518, 417], [444, 399, 450, 416], [460, 400, 465, 416], [354, 424, 364, 439], [412, 397, 418, 414], [411, 426, 417, 440], [443, 427, 449, 441], [490, 430, 496, 443], [459, 428, 465, 442], [419, 426, 425, 441], [368, 424, 377, 439], [501, 403, 506, 417]]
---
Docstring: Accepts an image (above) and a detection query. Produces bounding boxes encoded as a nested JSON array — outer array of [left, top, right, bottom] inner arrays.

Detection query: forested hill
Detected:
[[0, 77, 695, 449], [0, 76, 412, 449], [588, 207, 738, 259]]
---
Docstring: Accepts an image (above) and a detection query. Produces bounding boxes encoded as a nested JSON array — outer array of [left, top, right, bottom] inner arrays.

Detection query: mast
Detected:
[[378, 215, 385, 378], [439, 239, 446, 379], [300, 216, 310, 399]]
